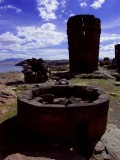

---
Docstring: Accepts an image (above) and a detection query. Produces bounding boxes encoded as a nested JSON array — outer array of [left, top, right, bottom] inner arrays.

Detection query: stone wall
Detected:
[[17, 85, 109, 145], [67, 14, 101, 73], [23, 58, 50, 83]]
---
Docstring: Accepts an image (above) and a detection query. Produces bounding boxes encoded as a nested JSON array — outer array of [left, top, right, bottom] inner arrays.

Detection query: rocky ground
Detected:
[[0, 68, 120, 160]]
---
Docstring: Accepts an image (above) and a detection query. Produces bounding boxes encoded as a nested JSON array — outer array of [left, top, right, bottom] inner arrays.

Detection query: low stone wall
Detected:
[[17, 85, 109, 145]]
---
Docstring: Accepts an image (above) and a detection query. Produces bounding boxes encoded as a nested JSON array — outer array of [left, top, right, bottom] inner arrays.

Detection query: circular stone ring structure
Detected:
[[17, 85, 109, 145]]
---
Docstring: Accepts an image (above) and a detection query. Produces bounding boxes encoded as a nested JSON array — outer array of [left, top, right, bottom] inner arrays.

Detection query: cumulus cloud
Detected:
[[36, 0, 59, 21], [80, 2, 88, 7], [17, 23, 67, 48], [0, 22, 68, 60], [34, 49, 68, 60], [0, 5, 22, 13], [99, 43, 116, 59], [0, 23, 67, 54], [100, 33, 120, 42], [90, 0, 105, 9], [0, 32, 22, 43], [0, 32, 26, 52], [99, 32, 120, 58]]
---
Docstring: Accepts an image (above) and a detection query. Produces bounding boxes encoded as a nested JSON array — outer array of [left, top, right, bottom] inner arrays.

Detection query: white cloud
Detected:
[[37, 0, 59, 21], [60, 0, 66, 8], [99, 32, 120, 58], [0, 23, 67, 54], [40, 23, 56, 30], [69, 13, 75, 17], [0, 49, 68, 60], [100, 33, 120, 42], [80, 2, 88, 7], [0, 32, 26, 52], [90, 0, 105, 9], [0, 5, 22, 13], [0, 0, 4, 3], [64, 19, 67, 23], [0, 22, 68, 60], [17, 23, 67, 48], [99, 43, 116, 59], [34, 49, 68, 60], [0, 32, 23, 44]]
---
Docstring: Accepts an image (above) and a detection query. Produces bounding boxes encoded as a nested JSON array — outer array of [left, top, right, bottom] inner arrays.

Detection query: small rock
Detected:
[[94, 141, 105, 154], [114, 82, 120, 86], [67, 96, 82, 105], [101, 124, 120, 160], [109, 93, 117, 97], [55, 78, 69, 85], [57, 98, 68, 105], [30, 97, 43, 103]]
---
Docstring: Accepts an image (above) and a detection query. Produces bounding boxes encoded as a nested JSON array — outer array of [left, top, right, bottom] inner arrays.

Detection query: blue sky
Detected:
[[0, 0, 120, 60]]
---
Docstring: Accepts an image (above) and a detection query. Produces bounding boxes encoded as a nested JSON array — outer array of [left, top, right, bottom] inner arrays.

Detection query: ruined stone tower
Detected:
[[67, 14, 101, 73], [115, 44, 120, 73]]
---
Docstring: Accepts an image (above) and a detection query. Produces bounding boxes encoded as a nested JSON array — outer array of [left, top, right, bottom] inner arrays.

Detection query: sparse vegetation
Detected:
[[0, 102, 17, 123], [70, 77, 120, 128]]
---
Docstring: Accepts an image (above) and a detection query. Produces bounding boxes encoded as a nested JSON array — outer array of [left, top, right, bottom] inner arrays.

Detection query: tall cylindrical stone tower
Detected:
[[115, 44, 120, 73], [67, 14, 101, 73]]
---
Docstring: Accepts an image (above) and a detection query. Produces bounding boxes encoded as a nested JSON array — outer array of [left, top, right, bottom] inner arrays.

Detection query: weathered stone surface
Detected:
[[30, 97, 43, 103], [17, 85, 109, 145], [67, 14, 101, 73], [23, 58, 50, 83], [54, 98, 68, 105], [40, 94, 54, 103], [101, 124, 120, 160], [94, 141, 105, 154], [4, 152, 86, 160], [67, 96, 82, 104]]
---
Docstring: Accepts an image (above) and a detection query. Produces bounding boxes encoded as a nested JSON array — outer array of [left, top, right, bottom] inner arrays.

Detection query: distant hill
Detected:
[[46, 59, 69, 66], [0, 58, 25, 65], [16, 59, 69, 66]]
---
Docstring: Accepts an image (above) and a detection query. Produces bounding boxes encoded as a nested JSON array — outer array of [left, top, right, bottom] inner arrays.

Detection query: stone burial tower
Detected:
[[67, 14, 101, 73], [115, 44, 120, 73]]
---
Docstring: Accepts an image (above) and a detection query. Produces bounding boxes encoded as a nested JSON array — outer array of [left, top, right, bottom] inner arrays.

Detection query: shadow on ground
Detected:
[[53, 71, 78, 80], [0, 116, 99, 160], [5, 81, 24, 86]]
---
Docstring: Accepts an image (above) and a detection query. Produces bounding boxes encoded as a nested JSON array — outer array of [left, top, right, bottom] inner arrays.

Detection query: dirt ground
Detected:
[[0, 71, 120, 160]]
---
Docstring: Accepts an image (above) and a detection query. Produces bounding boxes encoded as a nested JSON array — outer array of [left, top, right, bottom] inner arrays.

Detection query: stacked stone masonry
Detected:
[[67, 14, 101, 73], [17, 85, 109, 146], [23, 58, 50, 83]]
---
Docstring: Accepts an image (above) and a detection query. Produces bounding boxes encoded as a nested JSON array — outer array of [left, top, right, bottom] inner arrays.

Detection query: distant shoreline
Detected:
[[0, 64, 23, 73]]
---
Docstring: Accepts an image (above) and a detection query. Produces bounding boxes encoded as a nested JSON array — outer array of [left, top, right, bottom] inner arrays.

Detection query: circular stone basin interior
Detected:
[[30, 85, 103, 106]]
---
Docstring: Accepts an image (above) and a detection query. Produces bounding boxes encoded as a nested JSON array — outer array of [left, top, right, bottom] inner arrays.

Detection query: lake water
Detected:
[[0, 64, 23, 73]]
